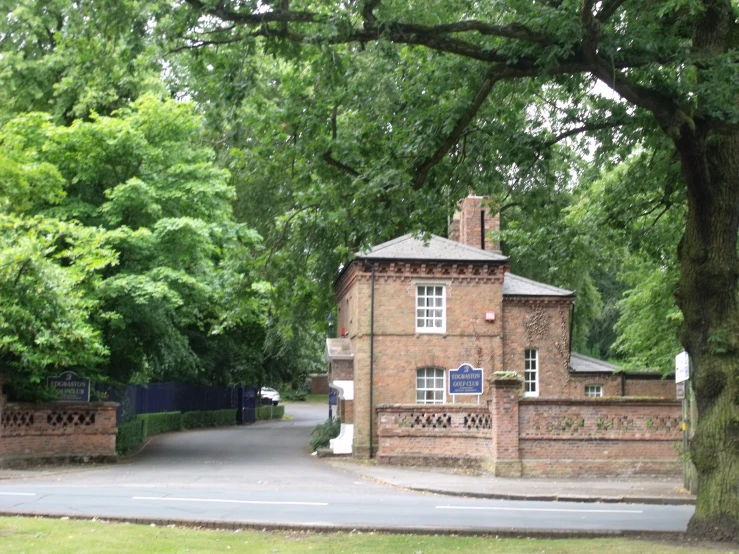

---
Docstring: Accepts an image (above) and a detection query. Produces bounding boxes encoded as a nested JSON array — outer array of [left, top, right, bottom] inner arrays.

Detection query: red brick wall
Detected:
[[1, 402, 118, 467], [456, 196, 501, 252], [330, 360, 353, 381], [343, 261, 507, 457], [562, 373, 624, 397], [373, 385, 681, 477], [338, 399, 354, 424], [502, 297, 572, 398], [518, 398, 681, 477], [310, 374, 329, 394], [624, 377, 676, 398], [376, 404, 492, 467]]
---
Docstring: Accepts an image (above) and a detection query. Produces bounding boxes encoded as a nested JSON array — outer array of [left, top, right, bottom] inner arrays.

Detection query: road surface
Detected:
[[0, 403, 694, 534]]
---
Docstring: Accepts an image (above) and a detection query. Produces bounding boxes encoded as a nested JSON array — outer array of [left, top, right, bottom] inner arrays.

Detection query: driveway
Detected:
[[1, 403, 387, 495]]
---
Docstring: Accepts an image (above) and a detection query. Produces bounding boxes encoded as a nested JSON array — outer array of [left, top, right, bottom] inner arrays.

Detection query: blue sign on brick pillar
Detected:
[[448, 363, 484, 395], [329, 389, 338, 406]]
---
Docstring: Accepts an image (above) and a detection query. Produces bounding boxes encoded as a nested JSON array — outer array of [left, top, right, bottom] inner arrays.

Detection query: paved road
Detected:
[[0, 403, 694, 534]]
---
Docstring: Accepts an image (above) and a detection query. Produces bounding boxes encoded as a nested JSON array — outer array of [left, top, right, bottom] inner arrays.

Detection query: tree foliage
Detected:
[[168, 0, 739, 538]]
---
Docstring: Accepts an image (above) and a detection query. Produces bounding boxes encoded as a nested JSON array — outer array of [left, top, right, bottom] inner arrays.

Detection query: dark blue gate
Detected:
[[238, 386, 257, 424]]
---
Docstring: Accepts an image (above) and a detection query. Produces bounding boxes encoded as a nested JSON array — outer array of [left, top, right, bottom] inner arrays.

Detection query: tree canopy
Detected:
[[1, 0, 737, 539]]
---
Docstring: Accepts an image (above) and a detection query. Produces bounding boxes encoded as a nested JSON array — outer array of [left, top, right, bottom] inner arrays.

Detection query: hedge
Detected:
[[116, 418, 146, 454], [116, 409, 238, 454], [139, 411, 182, 436], [182, 409, 237, 429], [256, 405, 285, 420]]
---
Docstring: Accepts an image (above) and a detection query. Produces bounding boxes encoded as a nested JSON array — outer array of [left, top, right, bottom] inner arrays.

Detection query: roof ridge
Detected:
[[358, 233, 508, 261]]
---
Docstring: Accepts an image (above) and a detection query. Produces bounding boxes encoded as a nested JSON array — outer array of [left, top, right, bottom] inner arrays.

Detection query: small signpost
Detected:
[[328, 389, 338, 419], [675, 350, 696, 493], [448, 363, 483, 404], [675, 351, 690, 383], [46, 371, 90, 402]]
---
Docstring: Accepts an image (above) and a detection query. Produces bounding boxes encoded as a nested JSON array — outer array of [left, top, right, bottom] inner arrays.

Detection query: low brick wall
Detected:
[[376, 404, 492, 468], [310, 374, 329, 394], [518, 398, 682, 477], [375, 382, 682, 477], [1, 402, 118, 467]]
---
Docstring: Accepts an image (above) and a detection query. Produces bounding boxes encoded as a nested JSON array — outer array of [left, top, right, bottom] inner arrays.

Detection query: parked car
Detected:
[[260, 387, 281, 406]]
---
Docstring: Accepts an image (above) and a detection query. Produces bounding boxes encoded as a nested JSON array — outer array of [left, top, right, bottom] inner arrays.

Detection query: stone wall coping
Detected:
[[4, 402, 119, 410], [519, 435, 680, 442], [376, 403, 488, 412], [519, 397, 680, 407], [379, 429, 491, 438]]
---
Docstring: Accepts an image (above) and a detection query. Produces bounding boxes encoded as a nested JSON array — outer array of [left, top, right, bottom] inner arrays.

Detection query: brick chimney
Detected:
[[449, 195, 501, 253]]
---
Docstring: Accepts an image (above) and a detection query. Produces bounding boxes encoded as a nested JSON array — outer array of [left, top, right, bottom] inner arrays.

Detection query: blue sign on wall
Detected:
[[448, 363, 483, 395], [329, 389, 338, 406]]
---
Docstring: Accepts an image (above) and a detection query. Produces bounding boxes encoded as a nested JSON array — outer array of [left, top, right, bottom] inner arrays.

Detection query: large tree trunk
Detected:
[[673, 0, 739, 541], [674, 121, 739, 541]]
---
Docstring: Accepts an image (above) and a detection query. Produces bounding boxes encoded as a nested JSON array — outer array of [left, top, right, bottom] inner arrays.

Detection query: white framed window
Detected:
[[524, 348, 539, 397], [585, 384, 603, 397], [416, 367, 445, 404], [416, 284, 446, 333]]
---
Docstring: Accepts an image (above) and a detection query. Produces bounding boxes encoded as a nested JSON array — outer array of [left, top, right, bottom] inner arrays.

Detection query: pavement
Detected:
[[323, 459, 696, 505]]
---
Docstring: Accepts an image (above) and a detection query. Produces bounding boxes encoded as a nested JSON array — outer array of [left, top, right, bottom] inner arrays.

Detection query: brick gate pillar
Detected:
[[488, 374, 522, 477]]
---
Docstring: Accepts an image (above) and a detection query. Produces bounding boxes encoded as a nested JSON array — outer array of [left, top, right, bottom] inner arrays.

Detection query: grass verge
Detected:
[[305, 393, 329, 404], [0, 517, 727, 554]]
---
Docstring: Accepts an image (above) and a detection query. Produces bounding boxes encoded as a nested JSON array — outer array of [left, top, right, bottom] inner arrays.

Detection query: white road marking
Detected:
[[0, 492, 36, 496], [133, 496, 327, 506], [436, 505, 642, 514]]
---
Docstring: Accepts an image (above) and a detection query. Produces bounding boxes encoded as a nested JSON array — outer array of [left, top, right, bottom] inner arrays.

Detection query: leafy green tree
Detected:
[[172, 0, 739, 538], [0, 215, 116, 400], [1, 96, 270, 390], [0, 0, 164, 123]]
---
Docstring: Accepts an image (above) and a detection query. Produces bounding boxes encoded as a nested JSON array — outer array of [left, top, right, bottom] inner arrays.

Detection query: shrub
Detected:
[[139, 412, 182, 437], [256, 405, 284, 420], [282, 389, 307, 402], [182, 409, 237, 429], [116, 418, 145, 454], [310, 417, 341, 451]]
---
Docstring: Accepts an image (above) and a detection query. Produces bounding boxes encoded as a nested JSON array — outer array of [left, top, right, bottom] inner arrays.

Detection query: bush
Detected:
[[116, 409, 238, 455], [256, 405, 284, 420], [116, 418, 145, 454], [182, 409, 237, 429], [139, 412, 182, 436], [282, 389, 307, 402], [116, 411, 181, 455], [310, 417, 341, 451]]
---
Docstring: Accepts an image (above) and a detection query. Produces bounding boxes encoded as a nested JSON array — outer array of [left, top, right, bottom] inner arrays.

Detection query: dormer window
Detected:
[[416, 284, 446, 333]]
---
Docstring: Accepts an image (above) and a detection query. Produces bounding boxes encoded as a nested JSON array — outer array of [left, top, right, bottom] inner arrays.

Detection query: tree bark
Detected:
[[674, 122, 739, 541]]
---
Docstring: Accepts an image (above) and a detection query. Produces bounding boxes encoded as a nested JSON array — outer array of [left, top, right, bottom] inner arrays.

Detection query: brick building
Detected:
[[326, 195, 675, 464]]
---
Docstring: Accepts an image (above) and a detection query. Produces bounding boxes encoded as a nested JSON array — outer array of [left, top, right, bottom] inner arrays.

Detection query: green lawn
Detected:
[[0, 517, 731, 554], [305, 393, 328, 404]]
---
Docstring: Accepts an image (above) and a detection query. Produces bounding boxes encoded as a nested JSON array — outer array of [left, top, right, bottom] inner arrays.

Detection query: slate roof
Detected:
[[357, 234, 509, 263], [502, 273, 573, 297], [569, 352, 621, 373]]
